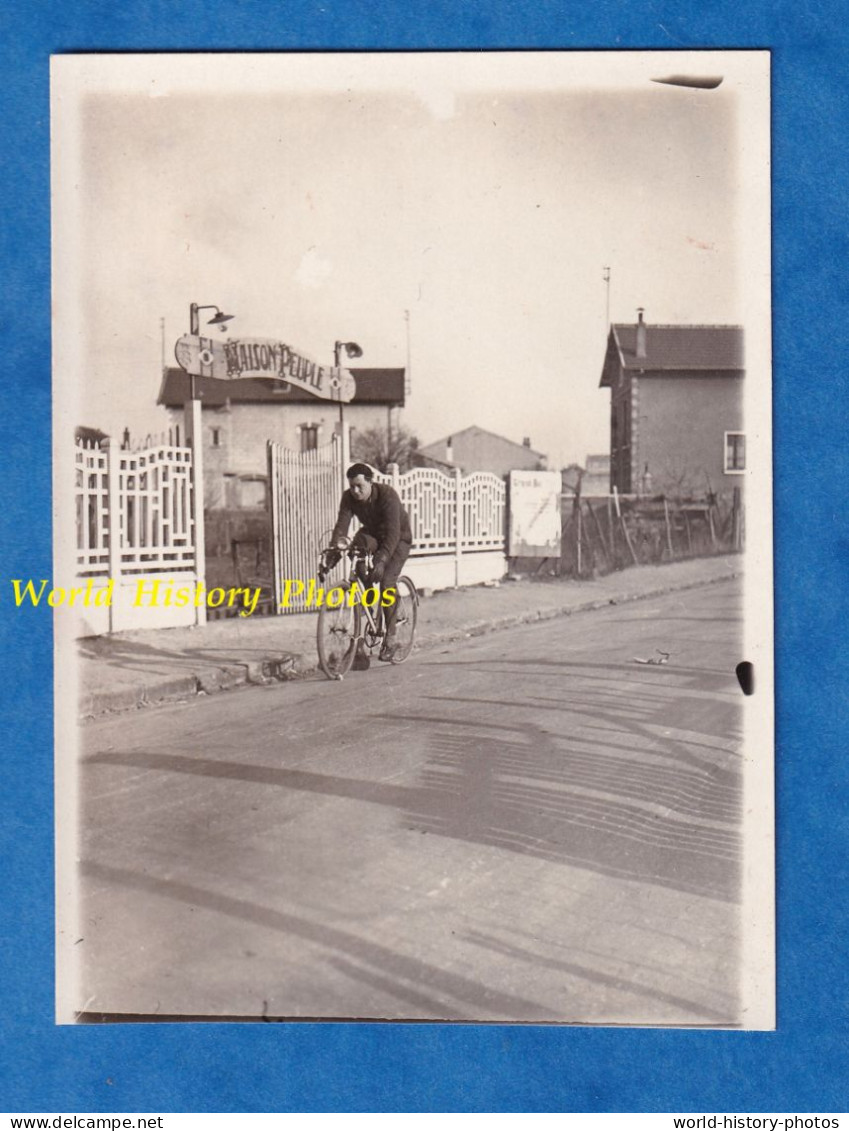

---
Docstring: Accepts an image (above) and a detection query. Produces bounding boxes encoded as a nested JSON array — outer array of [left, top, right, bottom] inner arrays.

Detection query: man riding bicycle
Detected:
[[326, 462, 413, 669]]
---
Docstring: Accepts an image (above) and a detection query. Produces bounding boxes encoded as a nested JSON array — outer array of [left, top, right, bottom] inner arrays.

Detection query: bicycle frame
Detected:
[[320, 546, 386, 646], [316, 543, 419, 678]]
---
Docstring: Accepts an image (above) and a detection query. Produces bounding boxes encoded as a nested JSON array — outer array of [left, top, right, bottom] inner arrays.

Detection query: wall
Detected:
[[408, 550, 507, 592], [634, 374, 744, 497], [75, 572, 202, 637], [165, 401, 393, 492], [610, 371, 634, 492]]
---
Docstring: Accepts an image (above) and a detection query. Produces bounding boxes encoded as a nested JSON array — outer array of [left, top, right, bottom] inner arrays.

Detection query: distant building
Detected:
[[418, 425, 547, 478], [600, 313, 744, 496], [158, 367, 405, 510], [562, 455, 610, 497], [583, 454, 611, 495]]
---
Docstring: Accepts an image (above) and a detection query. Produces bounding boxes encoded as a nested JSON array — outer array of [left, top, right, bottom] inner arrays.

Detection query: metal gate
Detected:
[[268, 435, 344, 613]]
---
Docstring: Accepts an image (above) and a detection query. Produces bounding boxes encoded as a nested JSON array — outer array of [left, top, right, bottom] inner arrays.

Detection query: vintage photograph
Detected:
[[52, 51, 773, 1025]]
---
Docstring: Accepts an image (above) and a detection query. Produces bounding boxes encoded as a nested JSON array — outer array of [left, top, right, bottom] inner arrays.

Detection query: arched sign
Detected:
[[174, 334, 356, 403]]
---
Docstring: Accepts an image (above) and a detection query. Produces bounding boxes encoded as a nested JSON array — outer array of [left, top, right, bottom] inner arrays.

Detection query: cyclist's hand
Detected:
[[319, 548, 342, 580], [367, 559, 385, 587]]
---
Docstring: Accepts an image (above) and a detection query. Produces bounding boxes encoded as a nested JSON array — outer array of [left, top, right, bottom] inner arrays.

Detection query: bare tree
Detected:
[[351, 421, 420, 472]]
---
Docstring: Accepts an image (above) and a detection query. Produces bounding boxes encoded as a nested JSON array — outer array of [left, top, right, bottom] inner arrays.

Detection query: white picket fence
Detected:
[[378, 464, 505, 558], [375, 465, 507, 590], [74, 436, 199, 634], [268, 434, 347, 612], [75, 431, 509, 630], [269, 445, 508, 610]]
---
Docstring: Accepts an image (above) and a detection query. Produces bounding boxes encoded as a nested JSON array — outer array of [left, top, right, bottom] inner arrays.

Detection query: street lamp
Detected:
[[185, 301, 235, 626], [190, 303, 235, 336], [334, 340, 363, 367], [186, 302, 236, 399]]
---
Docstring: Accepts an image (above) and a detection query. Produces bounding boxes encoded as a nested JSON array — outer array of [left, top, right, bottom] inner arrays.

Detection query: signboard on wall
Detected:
[[508, 470, 561, 557], [174, 334, 356, 402]]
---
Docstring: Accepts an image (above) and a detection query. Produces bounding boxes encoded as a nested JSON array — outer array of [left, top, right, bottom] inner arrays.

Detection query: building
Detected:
[[418, 425, 547, 478], [158, 366, 405, 510], [562, 454, 611, 497], [600, 314, 744, 496], [158, 366, 405, 590]]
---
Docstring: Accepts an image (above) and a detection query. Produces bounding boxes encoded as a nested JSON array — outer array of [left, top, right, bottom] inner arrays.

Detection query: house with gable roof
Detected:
[[158, 366, 405, 511], [417, 425, 547, 478], [157, 366, 405, 581], [600, 312, 744, 497]]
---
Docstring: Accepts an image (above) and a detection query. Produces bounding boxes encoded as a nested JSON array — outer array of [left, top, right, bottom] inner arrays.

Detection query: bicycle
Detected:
[[315, 539, 418, 680]]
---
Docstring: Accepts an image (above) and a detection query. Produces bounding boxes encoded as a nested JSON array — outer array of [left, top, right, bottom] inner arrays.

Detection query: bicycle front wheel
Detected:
[[317, 599, 360, 679], [389, 576, 418, 664]]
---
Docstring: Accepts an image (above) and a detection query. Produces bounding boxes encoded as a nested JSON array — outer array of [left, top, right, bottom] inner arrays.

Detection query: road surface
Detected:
[[71, 578, 746, 1024]]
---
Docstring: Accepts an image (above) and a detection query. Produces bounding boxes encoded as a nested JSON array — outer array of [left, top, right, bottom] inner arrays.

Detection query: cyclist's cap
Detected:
[[346, 462, 374, 481]]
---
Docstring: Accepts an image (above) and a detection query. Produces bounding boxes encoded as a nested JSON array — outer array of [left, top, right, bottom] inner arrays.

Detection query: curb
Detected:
[[415, 567, 742, 652], [80, 566, 741, 720], [79, 654, 312, 720]]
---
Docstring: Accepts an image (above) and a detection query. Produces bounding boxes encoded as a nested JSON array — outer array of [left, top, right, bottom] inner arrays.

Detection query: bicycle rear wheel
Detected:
[[317, 599, 360, 678], [389, 576, 418, 664]]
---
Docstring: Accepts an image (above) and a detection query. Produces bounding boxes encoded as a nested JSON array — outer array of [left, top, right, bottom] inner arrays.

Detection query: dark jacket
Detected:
[[331, 481, 412, 568]]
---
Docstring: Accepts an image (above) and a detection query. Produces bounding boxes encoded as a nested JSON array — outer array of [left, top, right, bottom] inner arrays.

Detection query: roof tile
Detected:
[[613, 324, 744, 371]]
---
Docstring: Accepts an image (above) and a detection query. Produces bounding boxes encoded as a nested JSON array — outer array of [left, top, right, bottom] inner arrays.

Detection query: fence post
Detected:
[[732, 486, 742, 550], [187, 395, 207, 627], [454, 467, 462, 588], [268, 441, 280, 613], [106, 442, 122, 634], [341, 422, 352, 484], [663, 497, 674, 559], [613, 486, 639, 566]]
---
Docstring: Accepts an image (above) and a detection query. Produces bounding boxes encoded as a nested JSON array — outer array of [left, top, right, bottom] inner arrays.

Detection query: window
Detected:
[[300, 425, 319, 452], [211, 427, 222, 448], [724, 432, 746, 473]]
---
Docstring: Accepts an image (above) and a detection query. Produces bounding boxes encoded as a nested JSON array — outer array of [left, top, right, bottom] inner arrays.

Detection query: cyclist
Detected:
[[326, 462, 412, 669]]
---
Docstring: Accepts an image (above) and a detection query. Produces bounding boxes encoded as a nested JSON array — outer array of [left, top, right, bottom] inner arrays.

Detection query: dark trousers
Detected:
[[381, 540, 412, 636], [352, 533, 411, 637]]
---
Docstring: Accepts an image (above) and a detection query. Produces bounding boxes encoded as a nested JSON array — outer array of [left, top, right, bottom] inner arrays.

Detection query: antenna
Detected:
[[603, 267, 611, 327], [160, 316, 166, 372], [404, 309, 412, 399]]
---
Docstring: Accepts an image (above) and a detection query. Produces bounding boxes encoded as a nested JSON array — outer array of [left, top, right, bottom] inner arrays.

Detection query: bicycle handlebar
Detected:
[[319, 544, 370, 561], [317, 544, 372, 581]]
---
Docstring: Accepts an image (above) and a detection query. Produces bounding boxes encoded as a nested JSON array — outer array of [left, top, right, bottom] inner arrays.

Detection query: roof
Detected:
[[419, 425, 546, 460], [600, 323, 744, 387], [158, 367, 405, 408]]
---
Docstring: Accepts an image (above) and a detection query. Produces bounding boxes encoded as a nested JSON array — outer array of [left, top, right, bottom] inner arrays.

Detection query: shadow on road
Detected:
[[375, 713, 741, 904], [88, 677, 742, 903], [79, 858, 557, 1021]]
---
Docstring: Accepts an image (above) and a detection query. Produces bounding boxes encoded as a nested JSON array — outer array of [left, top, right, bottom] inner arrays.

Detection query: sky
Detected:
[[54, 52, 768, 469]]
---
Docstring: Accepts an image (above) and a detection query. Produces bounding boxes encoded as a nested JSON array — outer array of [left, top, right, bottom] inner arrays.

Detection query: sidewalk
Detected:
[[77, 554, 742, 719]]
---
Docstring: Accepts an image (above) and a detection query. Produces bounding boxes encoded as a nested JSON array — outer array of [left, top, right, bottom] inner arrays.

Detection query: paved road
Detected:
[[72, 578, 745, 1024]]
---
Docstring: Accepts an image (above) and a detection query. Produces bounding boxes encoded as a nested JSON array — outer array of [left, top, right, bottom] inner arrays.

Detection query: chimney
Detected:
[[523, 437, 531, 448], [636, 308, 647, 359], [446, 436, 453, 463]]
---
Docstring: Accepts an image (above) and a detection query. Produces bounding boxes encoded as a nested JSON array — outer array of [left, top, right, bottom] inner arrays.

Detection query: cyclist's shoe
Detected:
[[378, 636, 398, 662], [352, 645, 371, 671]]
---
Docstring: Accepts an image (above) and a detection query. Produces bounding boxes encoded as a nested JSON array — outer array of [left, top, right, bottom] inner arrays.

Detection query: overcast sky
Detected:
[[54, 52, 768, 468]]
